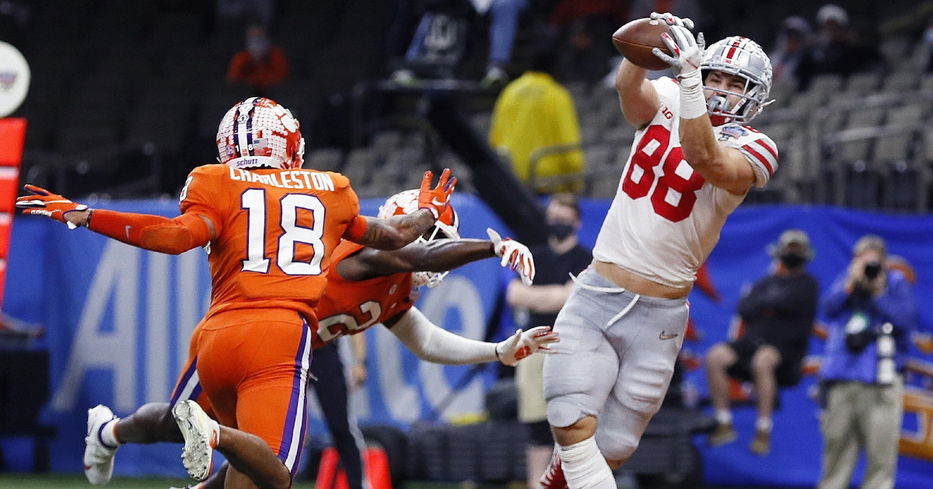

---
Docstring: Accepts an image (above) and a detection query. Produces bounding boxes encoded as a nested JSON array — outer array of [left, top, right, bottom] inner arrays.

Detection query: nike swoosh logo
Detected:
[[125, 225, 132, 239], [431, 198, 446, 206], [659, 331, 679, 340]]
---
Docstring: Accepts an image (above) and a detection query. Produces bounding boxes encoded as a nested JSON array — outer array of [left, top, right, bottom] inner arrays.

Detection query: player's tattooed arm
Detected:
[[338, 239, 495, 281], [352, 169, 456, 250], [355, 209, 438, 250]]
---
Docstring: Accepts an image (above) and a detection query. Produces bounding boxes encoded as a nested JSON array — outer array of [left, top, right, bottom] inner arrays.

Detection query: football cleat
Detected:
[[84, 404, 119, 485], [539, 445, 567, 489], [172, 400, 220, 482], [378, 188, 460, 288], [216, 97, 305, 170]]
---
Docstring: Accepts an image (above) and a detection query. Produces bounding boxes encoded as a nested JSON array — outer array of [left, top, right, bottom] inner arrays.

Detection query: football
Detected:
[[611, 18, 672, 71]]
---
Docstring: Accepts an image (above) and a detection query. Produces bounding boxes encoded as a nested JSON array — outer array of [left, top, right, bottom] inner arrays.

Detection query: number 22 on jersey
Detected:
[[240, 188, 326, 275], [622, 124, 704, 222]]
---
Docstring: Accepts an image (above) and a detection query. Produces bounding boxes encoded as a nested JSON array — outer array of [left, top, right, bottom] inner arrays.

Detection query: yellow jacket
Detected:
[[489, 72, 584, 191]]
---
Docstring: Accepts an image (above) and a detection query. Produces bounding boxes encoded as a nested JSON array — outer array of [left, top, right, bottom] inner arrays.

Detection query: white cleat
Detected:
[[172, 400, 219, 482], [84, 404, 119, 485]]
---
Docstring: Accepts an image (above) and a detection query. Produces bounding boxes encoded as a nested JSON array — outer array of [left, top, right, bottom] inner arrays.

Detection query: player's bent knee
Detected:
[[550, 415, 598, 446]]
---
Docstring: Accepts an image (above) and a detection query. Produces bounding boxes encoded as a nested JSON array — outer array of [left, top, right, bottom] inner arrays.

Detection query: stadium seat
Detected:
[[342, 148, 379, 187], [883, 160, 929, 212], [305, 148, 345, 172], [881, 71, 920, 91], [842, 160, 884, 209], [886, 103, 926, 127], [845, 107, 886, 129], [872, 132, 914, 163]]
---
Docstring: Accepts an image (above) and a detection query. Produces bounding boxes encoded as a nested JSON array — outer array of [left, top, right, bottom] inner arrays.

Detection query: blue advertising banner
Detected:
[[4, 196, 933, 486]]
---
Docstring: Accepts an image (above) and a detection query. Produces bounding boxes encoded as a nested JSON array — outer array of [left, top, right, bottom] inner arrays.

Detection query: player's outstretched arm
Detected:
[[616, 58, 660, 129], [16, 185, 214, 254], [352, 169, 457, 250], [337, 227, 535, 284], [384, 308, 558, 366], [651, 14, 755, 195]]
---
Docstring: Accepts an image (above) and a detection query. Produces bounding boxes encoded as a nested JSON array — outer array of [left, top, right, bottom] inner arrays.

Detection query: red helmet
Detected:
[[378, 189, 460, 287], [216, 97, 305, 169]]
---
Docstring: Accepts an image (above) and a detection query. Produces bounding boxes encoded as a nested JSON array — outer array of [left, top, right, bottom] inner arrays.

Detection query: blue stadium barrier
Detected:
[[4, 196, 933, 486]]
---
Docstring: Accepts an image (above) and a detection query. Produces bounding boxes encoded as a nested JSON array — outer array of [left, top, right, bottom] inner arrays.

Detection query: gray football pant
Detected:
[[543, 267, 688, 461]]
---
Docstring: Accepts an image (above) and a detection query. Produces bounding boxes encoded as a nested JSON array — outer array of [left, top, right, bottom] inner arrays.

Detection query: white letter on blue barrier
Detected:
[[51, 242, 140, 412]]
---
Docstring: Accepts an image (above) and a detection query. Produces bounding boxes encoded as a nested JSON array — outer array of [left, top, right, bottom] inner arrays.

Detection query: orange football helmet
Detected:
[[378, 188, 460, 287]]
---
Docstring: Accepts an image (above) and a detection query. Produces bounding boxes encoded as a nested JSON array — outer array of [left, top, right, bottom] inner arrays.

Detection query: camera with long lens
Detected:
[[864, 261, 882, 280]]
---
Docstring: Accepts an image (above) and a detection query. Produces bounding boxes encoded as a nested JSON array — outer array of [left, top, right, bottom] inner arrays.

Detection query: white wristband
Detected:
[[679, 71, 707, 120]]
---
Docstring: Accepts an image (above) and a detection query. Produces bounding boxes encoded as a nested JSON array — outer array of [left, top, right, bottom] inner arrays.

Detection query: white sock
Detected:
[[100, 418, 121, 447], [559, 436, 615, 489], [755, 417, 772, 432], [715, 410, 732, 426]]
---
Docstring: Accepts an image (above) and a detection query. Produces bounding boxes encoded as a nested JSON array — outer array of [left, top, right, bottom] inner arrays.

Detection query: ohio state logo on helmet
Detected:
[[379, 189, 460, 288], [700, 36, 773, 123], [216, 97, 306, 170]]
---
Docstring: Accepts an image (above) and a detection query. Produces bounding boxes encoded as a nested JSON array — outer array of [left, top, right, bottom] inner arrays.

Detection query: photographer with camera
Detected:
[[816, 235, 917, 489]]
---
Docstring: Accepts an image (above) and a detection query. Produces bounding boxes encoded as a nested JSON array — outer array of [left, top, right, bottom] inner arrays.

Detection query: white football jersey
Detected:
[[593, 77, 778, 288]]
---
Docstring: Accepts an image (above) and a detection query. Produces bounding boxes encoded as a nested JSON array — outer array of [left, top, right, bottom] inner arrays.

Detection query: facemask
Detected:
[[248, 39, 270, 58], [707, 94, 729, 113], [779, 252, 806, 269], [548, 223, 575, 241]]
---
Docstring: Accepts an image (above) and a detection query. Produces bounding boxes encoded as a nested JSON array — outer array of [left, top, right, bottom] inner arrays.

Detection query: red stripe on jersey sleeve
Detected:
[[742, 144, 775, 176], [752, 138, 778, 160]]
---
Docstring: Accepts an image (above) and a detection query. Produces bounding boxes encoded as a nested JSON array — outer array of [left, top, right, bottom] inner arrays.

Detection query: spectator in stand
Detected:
[[226, 23, 289, 96], [706, 229, 819, 455], [489, 47, 584, 194], [816, 235, 917, 489], [505, 193, 592, 489], [769, 16, 813, 89], [795, 4, 882, 89], [389, 0, 528, 87]]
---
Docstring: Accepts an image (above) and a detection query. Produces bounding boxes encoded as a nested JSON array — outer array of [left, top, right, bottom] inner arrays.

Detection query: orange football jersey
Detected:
[[313, 240, 415, 348], [180, 164, 367, 321]]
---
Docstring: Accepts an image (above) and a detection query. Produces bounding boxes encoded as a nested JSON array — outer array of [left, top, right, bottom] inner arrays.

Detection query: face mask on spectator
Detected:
[[779, 252, 807, 269], [548, 223, 575, 241], [248, 39, 270, 58]]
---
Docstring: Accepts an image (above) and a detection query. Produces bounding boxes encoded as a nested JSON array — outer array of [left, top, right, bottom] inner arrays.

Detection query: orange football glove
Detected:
[[16, 184, 89, 229], [417, 168, 456, 220]]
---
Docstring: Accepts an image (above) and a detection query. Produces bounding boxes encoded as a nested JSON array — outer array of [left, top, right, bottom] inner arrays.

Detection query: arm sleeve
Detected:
[[388, 308, 498, 365], [88, 210, 212, 255]]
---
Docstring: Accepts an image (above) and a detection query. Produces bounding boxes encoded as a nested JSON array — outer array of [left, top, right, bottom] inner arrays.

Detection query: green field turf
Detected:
[[0, 475, 487, 489], [0, 474, 320, 489]]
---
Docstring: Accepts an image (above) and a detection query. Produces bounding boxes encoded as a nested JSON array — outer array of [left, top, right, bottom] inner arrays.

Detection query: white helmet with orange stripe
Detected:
[[378, 188, 460, 288], [700, 36, 773, 123], [216, 97, 305, 169]]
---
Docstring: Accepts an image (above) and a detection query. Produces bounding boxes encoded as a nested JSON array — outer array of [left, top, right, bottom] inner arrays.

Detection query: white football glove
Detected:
[[495, 326, 559, 366], [650, 12, 705, 81], [487, 227, 535, 286]]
